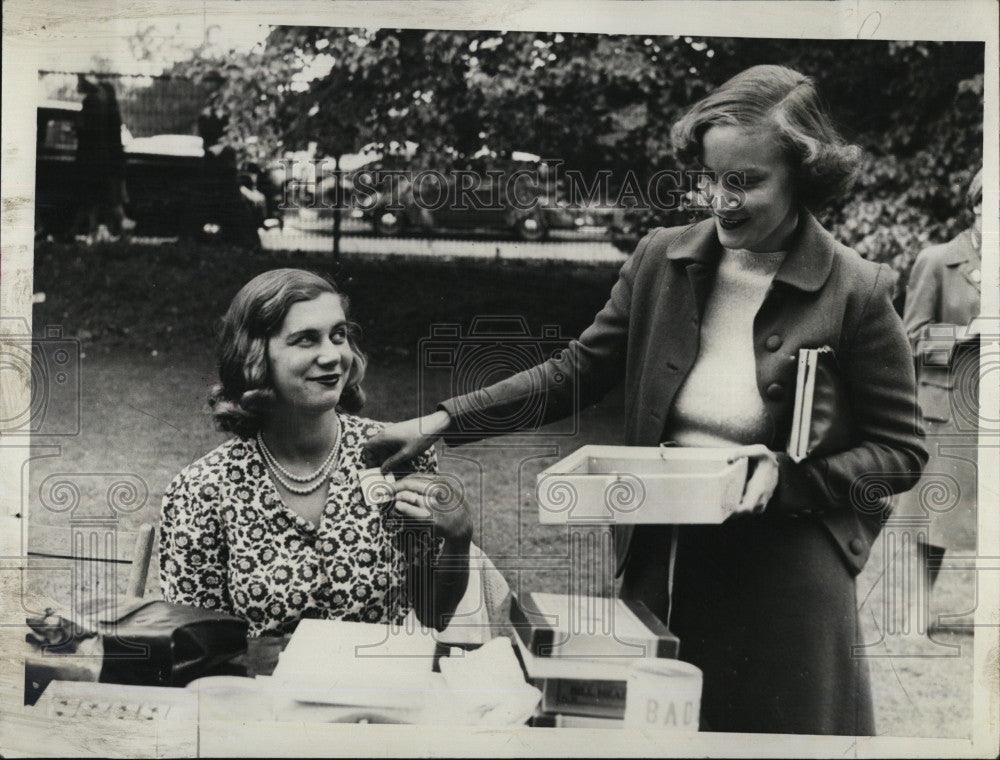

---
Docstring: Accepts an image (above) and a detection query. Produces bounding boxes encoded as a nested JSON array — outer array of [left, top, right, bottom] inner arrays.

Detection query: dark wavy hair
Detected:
[[209, 269, 367, 437], [671, 64, 863, 210]]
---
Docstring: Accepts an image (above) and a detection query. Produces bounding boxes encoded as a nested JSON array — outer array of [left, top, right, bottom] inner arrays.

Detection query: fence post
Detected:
[[333, 153, 342, 267]]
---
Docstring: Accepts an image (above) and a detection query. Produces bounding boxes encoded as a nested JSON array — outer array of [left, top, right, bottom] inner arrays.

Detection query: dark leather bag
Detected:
[[95, 597, 248, 686]]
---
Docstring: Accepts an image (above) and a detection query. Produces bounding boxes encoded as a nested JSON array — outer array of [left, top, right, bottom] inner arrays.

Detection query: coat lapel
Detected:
[[665, 218, 723, 312], [945, 231, 982, 293], [633, 220, 720, 442], [772, 212, 837, 293]]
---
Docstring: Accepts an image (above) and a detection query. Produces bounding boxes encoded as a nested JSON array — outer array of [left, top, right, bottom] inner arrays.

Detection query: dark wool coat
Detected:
[[442, 213, 927, 734], [899, 228, 981, 556], [903, 228, 982, 423]]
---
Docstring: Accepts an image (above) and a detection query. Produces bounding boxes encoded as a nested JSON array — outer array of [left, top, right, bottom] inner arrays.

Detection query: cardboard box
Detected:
[[535, 445, 748, 524]]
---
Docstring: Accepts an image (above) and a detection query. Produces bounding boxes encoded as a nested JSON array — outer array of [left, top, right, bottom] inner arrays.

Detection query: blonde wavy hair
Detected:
[[671, 64, 863, 210]]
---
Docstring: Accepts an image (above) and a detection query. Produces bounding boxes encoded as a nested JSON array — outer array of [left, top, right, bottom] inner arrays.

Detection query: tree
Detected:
[[172, 30, 982, 286]]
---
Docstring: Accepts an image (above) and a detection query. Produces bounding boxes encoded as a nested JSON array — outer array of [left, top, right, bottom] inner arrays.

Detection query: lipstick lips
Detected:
[[309, 373, 342, 386], [716, 215, 750, 230]]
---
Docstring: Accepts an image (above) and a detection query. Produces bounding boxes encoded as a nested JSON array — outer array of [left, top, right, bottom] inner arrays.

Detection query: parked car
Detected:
[[609, 205, 697, 253], [364, 165, 629, 242], [34, 100, 266, 247]]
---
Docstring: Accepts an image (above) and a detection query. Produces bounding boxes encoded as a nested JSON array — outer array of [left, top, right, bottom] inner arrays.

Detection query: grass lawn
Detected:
[[22, 238, 977, 738]]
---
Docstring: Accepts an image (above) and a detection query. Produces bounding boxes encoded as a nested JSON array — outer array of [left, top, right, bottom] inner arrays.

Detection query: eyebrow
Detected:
[[697, 162, 768, 179], [711, 166, 766, 175], [284, 321, 348, 340]]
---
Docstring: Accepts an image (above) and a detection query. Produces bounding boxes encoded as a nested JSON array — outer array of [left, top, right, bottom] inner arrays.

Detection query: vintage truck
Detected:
[[35, 100, 266, 247]]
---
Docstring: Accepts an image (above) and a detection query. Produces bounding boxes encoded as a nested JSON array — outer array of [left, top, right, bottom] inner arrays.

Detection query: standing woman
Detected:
[[160, 269, 471, 637], [902, 168, 982, 546], [72, 74, 108, 242], [366, 65, 927, 734], [97, 81, 135, 236]]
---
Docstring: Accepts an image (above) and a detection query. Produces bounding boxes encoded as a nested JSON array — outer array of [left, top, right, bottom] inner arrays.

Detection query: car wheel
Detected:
[[374, 209, 404, 236], [514, 215, 547, 242]]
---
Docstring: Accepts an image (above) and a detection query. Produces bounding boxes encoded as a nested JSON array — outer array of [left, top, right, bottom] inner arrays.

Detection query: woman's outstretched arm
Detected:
[[364, 229, 663, 472]]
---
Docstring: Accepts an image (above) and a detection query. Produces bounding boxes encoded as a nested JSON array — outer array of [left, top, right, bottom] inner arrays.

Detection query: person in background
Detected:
[[72, 74, 108, 242], [159, 269, 472, 637], [365, 65, 927, 735], [73, 76, 133, 242], [902, 167, 983, 548], [97, 81, 136, 237]]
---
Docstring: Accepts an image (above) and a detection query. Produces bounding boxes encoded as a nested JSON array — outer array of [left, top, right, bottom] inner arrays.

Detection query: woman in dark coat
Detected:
[[901, 169, 982, 549], [366, 65, 927, 735], [74, 77, 131, 239]]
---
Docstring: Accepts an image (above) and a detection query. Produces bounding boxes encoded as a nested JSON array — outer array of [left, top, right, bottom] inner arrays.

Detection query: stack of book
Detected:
[[509, 592, 680, 728]]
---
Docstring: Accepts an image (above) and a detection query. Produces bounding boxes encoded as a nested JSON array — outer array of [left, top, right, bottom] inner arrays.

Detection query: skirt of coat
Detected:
[[620, 512, 874, 736], [900, 344, 979, 549]]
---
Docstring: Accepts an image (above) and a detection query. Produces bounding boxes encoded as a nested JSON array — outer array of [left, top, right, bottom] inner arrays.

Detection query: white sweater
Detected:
[[665, 247, 786, 447]]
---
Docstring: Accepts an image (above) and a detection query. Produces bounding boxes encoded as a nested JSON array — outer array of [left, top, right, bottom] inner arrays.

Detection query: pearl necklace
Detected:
[[257, 418, 341, 495]]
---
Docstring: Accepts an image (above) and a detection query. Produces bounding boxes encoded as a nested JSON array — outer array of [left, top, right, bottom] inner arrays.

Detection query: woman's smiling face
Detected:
[[266, 292, 354, 413], [700, 124, 799, 253]]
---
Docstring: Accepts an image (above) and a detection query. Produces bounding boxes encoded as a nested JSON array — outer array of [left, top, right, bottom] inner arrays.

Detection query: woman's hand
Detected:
[[392, 472, 473, 546], [394, 472, 472, 632], [363, 411, 451, 474], [728, 444, 780, 515]]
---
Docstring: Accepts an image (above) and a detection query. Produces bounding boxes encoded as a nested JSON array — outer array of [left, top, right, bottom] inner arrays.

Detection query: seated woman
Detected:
[[159, 268, 471, 636]]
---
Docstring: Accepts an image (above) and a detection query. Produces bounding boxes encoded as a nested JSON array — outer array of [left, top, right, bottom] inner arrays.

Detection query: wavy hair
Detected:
[[209, 269, 367, 437], [671, 64, 863, 209]]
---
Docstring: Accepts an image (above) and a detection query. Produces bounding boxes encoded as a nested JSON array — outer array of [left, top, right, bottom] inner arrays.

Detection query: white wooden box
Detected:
[[535, 445, 748, 524]]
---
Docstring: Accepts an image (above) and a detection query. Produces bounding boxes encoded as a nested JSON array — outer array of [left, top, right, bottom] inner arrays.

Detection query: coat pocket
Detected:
[[917, 365, 953, 423]]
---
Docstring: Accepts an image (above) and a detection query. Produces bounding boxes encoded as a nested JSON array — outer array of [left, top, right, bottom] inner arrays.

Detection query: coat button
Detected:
[[765, 382, 784, 401], [849, 538, 864, 555], [765, 334, 782, 351]]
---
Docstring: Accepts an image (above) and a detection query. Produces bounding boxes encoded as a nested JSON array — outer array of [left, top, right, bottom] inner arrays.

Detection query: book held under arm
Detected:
[[787, 346, 858, 463]]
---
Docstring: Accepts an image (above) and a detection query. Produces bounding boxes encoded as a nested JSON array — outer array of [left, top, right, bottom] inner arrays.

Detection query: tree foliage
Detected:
[[172, 30, 983, 283]]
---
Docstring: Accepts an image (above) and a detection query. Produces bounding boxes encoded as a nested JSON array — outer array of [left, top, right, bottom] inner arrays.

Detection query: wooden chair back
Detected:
[[25, 522, 156, 609]]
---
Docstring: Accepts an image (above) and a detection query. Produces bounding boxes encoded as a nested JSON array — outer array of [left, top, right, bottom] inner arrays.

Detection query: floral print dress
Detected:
[[159, 413, 437, 636]]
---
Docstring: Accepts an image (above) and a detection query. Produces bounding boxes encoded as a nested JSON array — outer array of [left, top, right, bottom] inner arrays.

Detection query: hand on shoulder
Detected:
[[362, 410, 452, 473]]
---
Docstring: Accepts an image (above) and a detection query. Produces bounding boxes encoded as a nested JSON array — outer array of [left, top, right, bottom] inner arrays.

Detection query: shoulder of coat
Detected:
[[828, 237, 885, 285], [638, 219, 708, 261], [915, 233, 972, 268]]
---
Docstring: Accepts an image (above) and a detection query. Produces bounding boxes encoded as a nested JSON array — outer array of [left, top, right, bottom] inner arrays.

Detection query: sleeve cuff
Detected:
[[437, 399, 487, 446], [768, 452, 827, 514]]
